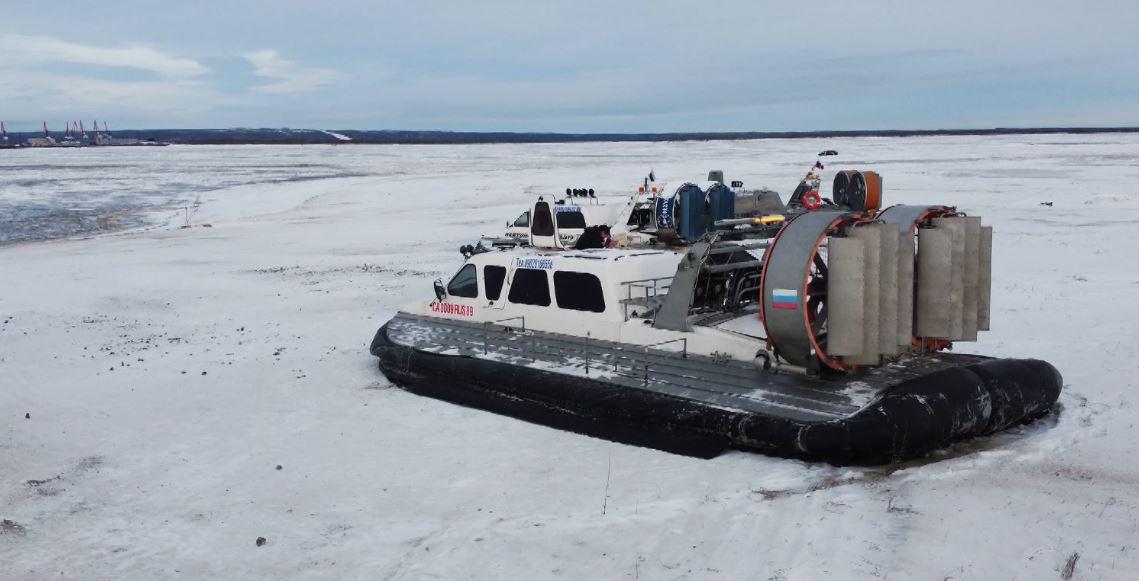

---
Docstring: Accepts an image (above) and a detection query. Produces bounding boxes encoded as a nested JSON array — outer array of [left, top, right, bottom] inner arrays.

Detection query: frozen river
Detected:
[[2, 135, 1139, 580]]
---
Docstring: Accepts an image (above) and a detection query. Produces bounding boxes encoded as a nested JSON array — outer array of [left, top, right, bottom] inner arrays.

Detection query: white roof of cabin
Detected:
[[466, 248, 681, 285]]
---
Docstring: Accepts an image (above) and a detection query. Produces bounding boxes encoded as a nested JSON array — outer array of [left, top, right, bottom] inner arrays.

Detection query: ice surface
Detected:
[[2, 134, 1139, 580]]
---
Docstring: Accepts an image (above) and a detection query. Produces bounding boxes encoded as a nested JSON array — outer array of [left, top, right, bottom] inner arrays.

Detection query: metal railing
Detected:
[[482, 316, 526, 354], [582, 334, 689, 383], [641, 337, 688, 358], [619, 276, 674, 321], [465, 321, 701, 387], [485, 316, 526, 331]]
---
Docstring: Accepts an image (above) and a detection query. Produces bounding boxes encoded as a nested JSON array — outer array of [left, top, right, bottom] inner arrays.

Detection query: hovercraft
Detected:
[[370, 162, 1062, 465]]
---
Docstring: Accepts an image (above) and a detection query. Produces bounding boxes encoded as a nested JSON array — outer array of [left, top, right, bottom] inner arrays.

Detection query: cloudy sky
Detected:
[[2, 0, 1137, 132]]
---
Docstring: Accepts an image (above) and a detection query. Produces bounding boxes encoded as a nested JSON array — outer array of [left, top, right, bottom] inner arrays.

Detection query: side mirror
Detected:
[[433, 279, 446, 301]]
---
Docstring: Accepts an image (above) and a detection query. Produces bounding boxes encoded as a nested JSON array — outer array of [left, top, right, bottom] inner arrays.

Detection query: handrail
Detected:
[[482, 316, 526, 355], [485, 316, 526, 331], [619, 276, 675, 286], [620, 275, 673, 321], [641, 337, 688, 358]]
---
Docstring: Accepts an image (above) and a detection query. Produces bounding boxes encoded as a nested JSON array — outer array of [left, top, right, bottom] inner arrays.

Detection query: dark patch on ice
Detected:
[[25, 476, 62, 487], [77, 456, 104, 471], [886, 497, 919, 515], [750, 474, 869, 501], [1, 519, 27, 536], [1061, 552, 1079, 579], [0, 203, 149, 245], [0, 154, 371, 246], [364, 378, 394, 390], [25, 475, 64, 497]]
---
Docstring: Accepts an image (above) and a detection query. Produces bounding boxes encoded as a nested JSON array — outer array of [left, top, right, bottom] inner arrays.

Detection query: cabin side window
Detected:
[[531, 202, 555, 237], [553, 271, 606, 313], [484, 265, 507, 301], [447, 264, 479, 298], [512, 211, 530, 228], [507, 268, 551, 306], [555, 210, 587, 229]]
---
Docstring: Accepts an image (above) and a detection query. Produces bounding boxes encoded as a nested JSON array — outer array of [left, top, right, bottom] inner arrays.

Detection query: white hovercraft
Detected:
[[370, 158, 1062, 464]]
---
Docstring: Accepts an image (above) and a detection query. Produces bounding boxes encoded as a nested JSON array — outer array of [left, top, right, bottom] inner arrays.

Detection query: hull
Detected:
[[371, 313, 1061, 465]]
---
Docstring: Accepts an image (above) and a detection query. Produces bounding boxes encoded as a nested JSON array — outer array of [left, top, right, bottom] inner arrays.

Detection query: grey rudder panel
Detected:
[[827, 237, 866, 357], [653, 241, 711, 332], [915, 227, 953, 338], [848, 224, 882, 366], [897, 230, 915, 348], [978, 226, 992, 330]]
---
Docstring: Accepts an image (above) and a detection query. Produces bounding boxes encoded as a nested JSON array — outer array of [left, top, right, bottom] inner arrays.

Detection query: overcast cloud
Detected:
[[1, 0, 1136, 131]]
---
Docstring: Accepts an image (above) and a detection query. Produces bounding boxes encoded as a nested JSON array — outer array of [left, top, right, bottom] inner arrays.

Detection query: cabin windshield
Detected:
[[446, 264, 478, 298], [512, 211, 529, 228], [555, 210, 587, 229]]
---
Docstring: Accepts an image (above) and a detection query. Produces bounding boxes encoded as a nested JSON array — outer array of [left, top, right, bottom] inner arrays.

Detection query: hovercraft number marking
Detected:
[[430, 301, 475, 317], [515, 258, 554, 270]]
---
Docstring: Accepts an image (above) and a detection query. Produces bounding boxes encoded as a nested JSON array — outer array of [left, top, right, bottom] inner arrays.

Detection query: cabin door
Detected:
[[483, 264, 510, 312]]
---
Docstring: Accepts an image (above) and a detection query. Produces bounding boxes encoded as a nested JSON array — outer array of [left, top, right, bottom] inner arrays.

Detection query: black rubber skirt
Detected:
[[370, 324, 1062, 465]]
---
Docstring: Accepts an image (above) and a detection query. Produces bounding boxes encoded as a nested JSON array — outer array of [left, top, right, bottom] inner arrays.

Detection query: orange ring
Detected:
[[860, 171, 882, 212], [802, 190, 823, 210]]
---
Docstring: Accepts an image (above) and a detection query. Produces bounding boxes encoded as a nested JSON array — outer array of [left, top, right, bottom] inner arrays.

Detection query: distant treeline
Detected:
[[5, 126, 1139, 145]]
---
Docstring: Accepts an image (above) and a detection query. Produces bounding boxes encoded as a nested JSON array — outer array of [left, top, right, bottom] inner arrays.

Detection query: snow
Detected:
[[3, 135, 1139, 580]]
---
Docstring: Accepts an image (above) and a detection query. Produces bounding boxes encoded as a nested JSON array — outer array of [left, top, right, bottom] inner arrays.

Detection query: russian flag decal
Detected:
[[772, 288, 798, 310]]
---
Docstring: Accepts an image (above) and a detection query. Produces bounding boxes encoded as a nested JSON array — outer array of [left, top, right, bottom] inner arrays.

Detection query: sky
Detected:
[[2, 0, 1138, 132]]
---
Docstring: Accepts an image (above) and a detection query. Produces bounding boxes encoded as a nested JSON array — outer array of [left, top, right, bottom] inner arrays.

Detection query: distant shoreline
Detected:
[[2, 126, 1137, 146]]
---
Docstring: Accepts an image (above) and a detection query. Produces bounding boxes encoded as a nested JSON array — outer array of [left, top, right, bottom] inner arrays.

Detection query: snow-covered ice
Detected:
[[2, 135, 1139, 580]]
